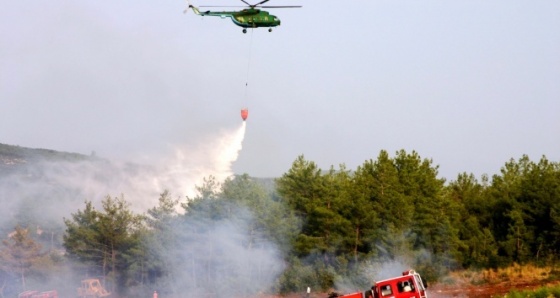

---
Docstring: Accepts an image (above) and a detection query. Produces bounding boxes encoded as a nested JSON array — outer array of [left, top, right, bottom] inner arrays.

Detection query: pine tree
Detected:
[[0, 226, 43, 291]]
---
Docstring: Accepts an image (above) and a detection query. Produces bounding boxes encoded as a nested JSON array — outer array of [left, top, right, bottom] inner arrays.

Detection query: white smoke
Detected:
[[332, 258, 413, 295], [152, 121, 247, 202], [164, 205, 286, 297], [0, 121, 247, 227]]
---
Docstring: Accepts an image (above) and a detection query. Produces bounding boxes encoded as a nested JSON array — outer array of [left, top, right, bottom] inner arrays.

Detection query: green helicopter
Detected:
[[185, 0, 301, 33]]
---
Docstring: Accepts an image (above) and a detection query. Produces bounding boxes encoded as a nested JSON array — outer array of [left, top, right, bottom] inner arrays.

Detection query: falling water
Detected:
[[151, 121, 247, 203]]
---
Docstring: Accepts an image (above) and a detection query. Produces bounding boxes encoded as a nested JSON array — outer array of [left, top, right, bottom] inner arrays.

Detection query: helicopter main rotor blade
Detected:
[[199, 5, 247, 7], [260, 5, 302, 8], [254, 0, 271, 6], [199, 4, 301, 8], [240, 0, 252, 6]]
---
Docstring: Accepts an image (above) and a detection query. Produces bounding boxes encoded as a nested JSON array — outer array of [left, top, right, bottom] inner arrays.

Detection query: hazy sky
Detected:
[[2, 0, 559, 181]]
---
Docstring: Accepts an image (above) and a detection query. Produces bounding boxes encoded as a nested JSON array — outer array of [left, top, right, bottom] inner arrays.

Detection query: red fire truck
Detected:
[[333, 270, 428, 298]]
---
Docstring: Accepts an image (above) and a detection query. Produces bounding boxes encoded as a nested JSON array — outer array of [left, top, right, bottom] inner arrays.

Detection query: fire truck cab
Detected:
[[368, 270, 428, 298]]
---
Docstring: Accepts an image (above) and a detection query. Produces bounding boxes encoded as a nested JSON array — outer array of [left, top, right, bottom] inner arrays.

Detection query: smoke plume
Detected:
[[0, 121, 247, 227], [153, 121, 247, 203], [0, 121, 252, 295]]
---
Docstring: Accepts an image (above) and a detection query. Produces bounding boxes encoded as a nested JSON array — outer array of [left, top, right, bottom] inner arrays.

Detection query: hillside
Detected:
[[0, 143, 94, 173]]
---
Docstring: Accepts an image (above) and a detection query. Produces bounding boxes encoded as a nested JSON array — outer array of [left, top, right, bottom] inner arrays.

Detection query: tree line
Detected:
[[0, 150, 559, 297]]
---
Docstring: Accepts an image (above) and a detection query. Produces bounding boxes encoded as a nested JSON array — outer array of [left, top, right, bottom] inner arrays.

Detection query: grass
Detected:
[[482, 263, 552, 284], [503, 284, 560, 298], [443, 263, 554, 285]]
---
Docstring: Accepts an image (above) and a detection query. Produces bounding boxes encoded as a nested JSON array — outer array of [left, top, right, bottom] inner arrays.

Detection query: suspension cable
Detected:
[[244, 29, 254, 103]]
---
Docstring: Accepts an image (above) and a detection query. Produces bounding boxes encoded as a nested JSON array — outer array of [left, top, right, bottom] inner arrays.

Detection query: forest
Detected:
[[1, 149, 559, 297]]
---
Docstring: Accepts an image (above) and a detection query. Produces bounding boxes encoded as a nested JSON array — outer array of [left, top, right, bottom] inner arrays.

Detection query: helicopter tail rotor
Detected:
[[184, 0, 202, 15]]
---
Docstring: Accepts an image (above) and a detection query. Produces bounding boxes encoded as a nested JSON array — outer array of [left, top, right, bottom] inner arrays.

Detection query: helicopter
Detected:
[[185, 0, 300, 33]]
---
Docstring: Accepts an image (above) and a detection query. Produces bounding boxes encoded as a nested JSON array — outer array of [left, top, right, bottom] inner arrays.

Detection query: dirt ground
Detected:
[[261, 280, 560, 298], [427, 279, 560, 298]]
